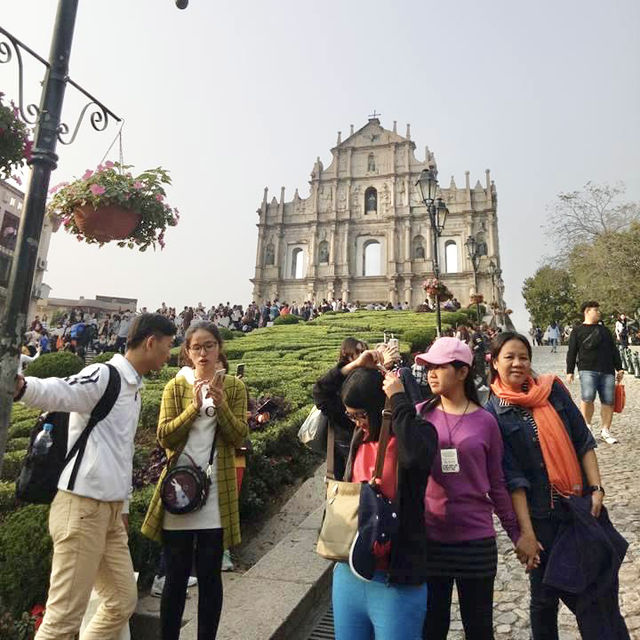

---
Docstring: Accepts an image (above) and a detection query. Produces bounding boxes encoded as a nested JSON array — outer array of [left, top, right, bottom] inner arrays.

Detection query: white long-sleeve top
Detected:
[[21, 353, 143, 503]]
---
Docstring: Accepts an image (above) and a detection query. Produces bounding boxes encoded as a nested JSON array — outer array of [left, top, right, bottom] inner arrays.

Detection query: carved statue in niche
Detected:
[[351, 185, 361, 209], [415, 244, 425, 260], [365, 188, 377, 214], [265, 241, 275, 266], [338, 186, 347, 211], [476, 232, 488, 256], [311, 156, 323, 179], [381, 184, 391, 212], [318, 240, 330, 264], [367, 153, 376, 172]]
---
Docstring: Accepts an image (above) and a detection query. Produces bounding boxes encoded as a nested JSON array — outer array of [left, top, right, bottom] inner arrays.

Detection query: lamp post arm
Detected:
[[0, 0, 79, 477]]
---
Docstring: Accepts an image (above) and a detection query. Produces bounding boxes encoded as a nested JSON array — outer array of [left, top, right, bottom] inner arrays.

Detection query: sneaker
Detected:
[[187, 576, 197, 588], [150, 575, 165, 598], [221, 549, 234, 572], [601, 429, 618, 444]]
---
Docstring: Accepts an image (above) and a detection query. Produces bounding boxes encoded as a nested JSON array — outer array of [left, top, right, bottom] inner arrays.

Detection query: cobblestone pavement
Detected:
[[445, 346, 640, 640]]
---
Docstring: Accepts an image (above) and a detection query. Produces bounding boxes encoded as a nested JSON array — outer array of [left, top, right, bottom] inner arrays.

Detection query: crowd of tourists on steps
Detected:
[[9, 298, 630, 639]]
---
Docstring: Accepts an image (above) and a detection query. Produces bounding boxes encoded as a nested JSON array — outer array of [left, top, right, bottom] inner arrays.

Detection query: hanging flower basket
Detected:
[[470, 293, 484, 304], [422, 278, 453, 301], [73, 204, 141, 243], [0, 92, 32, 182], [48, 162, 179, 251]]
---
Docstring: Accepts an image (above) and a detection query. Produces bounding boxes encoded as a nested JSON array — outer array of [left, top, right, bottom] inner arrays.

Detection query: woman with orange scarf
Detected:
[[485, 332, 612, 639]]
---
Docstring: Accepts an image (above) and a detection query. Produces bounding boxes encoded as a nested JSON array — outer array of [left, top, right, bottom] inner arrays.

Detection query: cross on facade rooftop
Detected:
[[368, 110, 381, 120]]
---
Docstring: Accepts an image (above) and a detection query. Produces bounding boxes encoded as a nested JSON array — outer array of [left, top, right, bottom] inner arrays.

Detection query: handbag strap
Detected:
[[326, 421, 336, 480]]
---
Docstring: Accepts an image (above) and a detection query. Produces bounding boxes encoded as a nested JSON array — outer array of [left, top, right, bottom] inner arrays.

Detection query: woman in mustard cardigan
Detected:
[[142, 321, 248, 639]]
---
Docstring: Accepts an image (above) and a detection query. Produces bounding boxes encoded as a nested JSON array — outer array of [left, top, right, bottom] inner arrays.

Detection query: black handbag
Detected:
[[160, 419, 219, 515]]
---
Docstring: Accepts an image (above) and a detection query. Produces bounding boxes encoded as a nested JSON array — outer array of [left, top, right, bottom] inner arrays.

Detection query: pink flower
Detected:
[[24, 139, 33, 161], [155, 193, 164, 202], [96, 164, 105, 172], [104, 160, 115, 168], [89, 184, 105, 196], [133, 181, 143, 189], [13, 175, 22, 186], [82, 169, 93, 180], [158, 231, 166, 249]]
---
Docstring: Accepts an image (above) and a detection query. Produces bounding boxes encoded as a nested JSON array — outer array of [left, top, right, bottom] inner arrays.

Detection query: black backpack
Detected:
[[15, 363, 121, 504]]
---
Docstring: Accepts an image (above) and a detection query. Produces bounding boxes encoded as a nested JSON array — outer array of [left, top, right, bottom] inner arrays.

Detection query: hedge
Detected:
[[6, 438, 29, 453], [23, 352, 84, 379], [0, 482, 16, 519], [273, 314, 301, 325], [0, 504, 51, 616], [403, 327, 437, 353], [0, 451, 25, 483], [92, 351, 117, 363]]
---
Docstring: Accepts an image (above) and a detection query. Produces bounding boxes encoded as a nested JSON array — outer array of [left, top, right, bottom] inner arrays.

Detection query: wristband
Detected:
[[589, 484, 605, 495]]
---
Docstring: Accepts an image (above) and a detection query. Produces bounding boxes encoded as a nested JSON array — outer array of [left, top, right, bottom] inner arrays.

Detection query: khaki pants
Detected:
[[36, 491, 138, 640]]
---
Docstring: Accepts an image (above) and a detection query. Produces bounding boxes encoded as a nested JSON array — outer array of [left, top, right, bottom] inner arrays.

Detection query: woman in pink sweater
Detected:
[[416, 338, 520, 640]]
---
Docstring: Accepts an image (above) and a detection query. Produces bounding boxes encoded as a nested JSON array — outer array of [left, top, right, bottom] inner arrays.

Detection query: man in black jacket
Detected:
[[566, 301, 624, 444]]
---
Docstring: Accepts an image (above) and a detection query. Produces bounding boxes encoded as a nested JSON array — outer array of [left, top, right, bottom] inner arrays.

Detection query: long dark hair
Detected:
[[339, 337, 368, 364], [421, 360, 481, 412], [489, 331, 532, 382], [180, 321, 224, 367], [340, 368, 385, 441]]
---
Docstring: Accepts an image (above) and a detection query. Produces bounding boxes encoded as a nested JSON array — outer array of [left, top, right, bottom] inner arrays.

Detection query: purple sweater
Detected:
[[418, 405, 520, 544]]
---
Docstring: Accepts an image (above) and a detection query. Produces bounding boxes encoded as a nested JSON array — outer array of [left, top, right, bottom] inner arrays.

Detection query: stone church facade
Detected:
[[251, 117, 504, 308]]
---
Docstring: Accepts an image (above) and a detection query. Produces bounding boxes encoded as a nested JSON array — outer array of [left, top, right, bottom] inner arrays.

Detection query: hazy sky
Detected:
[[3, 0, 639, 329]]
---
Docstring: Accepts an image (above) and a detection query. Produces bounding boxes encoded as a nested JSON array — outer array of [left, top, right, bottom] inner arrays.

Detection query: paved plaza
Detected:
[[443, 345, 640, 640]]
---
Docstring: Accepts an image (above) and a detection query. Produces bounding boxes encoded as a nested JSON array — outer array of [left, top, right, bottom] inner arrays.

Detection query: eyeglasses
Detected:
[[188, 342, 218, 354], [345, 410, 369, 423]]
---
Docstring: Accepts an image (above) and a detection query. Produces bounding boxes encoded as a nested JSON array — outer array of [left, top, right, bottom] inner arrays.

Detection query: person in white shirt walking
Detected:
[[13, 314, 176, 640]]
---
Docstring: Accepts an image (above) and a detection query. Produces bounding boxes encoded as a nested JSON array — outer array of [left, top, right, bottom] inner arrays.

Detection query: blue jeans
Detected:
[[579, 370, 615, 405], [332, 562, 427, 640]]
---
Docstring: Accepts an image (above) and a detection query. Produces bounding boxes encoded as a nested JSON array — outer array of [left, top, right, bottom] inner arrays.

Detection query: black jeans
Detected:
[[161, 528, 224, 640], [424, 576, 495, 639]]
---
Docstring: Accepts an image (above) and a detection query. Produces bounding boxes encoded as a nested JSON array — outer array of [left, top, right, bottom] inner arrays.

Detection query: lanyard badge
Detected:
[[441, 448, 460, 473]]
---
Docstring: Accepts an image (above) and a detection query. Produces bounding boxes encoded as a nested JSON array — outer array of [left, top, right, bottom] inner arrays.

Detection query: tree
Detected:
[[522, 265, 579, 328], [568, 222, 640, 316], [547, 182, 640, 252]]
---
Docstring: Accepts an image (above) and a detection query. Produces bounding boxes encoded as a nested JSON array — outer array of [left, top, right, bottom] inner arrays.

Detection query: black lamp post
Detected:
[[465, 235, 481, 320], [0, 0, 185, 474], [416, 167, 448, 336]]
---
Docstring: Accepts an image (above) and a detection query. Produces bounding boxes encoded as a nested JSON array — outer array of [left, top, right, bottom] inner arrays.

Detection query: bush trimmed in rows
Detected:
[[0, 482, 16, 519], [92, 351, 117, 363], [23, 352, 84, 379], [403, 327, 437, 353], [273, 314, 301, 325], [0, 452, 25, 483], [0, 504, 51, 616], [217, 327, 237, 341], [6, 438, 29, 453], [8, 420, 35, 441], [138, 390, 163, 431], [128, 485, 160, 588]]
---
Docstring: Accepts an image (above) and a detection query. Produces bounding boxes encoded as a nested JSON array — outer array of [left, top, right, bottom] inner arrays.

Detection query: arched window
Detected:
[[318, 240, 330, 264], [364, 187, 377, 215], [413, 235, 426, 260], [291, 248, 304, 279], [363, 240, 381, 276], [444, 241, 458, 273]]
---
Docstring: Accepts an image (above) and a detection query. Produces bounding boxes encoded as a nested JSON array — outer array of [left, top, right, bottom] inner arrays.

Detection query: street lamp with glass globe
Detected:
[[416, 167, 449, 335]]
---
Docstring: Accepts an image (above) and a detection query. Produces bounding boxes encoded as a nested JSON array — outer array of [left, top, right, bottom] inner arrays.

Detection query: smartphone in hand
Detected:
[[213, 369, 226, 386], [236, 363, 245, 378]]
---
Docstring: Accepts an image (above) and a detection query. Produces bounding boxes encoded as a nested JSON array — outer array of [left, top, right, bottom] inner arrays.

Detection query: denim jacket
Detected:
[[485, 381, 597, 519]]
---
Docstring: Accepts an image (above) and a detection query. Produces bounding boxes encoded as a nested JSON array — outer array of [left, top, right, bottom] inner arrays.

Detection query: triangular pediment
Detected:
[[334, 118, 409, 150]]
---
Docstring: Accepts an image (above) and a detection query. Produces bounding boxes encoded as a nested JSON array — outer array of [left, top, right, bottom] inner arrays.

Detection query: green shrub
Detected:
[[217, 327, 236, 341], [24, 352, 84, 379], [273, 314, 301, 326], [403, 327, 437, 353], [128, 485, 160, 588], [8, 419, 35, 440], [92, 351, 117, 363], [138, 390, 162, 431], [6, 438, 29, 453], [0, 504, 51, 616], [0, 452, 25, 483], [0, 482, 16, 518]]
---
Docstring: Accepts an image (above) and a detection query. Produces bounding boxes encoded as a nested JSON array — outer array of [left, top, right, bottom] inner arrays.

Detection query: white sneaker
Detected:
[[150, 575, 164, 598], [221, 549, 234, 572], [601, 429, 618, 444], [187, 576, 197, 588]]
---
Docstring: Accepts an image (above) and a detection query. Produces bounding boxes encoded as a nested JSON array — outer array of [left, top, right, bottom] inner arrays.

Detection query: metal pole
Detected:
[[0, 0, 79, 474], [431, 203, 442, 336], [473, 266, 480, 321]]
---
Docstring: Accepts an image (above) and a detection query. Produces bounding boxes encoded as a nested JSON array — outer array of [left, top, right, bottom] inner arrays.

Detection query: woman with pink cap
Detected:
[[415, 337, 520, 640]]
